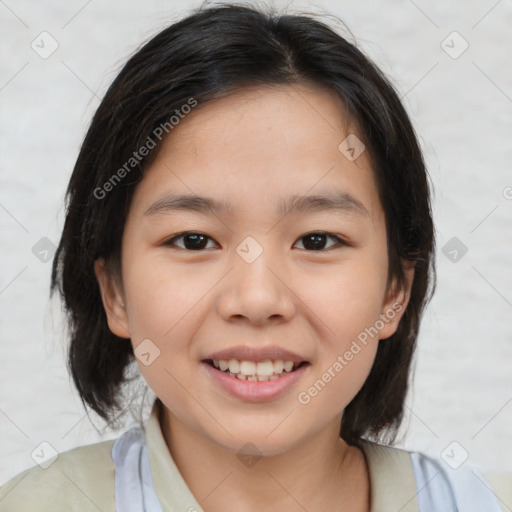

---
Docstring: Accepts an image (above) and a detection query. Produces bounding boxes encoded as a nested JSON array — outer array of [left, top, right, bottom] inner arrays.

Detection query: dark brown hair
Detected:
[[50, 1, 436, 445]]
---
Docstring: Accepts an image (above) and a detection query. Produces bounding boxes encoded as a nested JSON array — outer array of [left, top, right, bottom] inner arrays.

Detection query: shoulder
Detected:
[[483, 471, 512, 509], [361, 440, 512, 511], [0, 438, 117, 512]]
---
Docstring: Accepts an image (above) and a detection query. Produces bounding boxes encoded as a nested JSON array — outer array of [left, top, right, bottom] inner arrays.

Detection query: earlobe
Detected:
[[94, 258, 130, 339], [378, 261, 415, 341]]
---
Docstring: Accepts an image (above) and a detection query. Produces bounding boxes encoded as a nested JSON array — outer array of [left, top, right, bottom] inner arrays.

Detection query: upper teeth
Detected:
[[212, 359, 297, 378]]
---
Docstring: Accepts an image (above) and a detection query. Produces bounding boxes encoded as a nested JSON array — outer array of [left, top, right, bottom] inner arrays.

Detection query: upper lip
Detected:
[[203, 345, 307, 363]]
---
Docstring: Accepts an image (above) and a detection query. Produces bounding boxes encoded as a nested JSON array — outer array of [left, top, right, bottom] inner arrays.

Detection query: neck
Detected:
[[159, 405, 370, 511]]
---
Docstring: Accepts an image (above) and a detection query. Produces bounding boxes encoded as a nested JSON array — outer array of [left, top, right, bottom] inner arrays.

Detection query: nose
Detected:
[[216, 242, 296, 326]]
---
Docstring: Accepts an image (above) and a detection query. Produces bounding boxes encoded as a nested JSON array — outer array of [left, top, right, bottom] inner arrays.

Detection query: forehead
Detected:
[[162, 84, 355, 162], [129, 84, 382, 224]]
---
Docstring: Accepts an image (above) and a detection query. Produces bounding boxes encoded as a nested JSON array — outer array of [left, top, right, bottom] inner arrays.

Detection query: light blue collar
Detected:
[[112, 426, 164, 512]]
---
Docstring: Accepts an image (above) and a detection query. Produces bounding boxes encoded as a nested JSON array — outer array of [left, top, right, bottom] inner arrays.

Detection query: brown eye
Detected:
[[162, 231, 346, 252], [163, 232, 218, 250], [294, 232, 345, 251]]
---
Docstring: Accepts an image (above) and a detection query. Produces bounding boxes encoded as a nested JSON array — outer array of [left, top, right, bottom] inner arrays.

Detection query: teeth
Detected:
[[210, 358, 303, 379], [228, 359, 240, 373], [273, 359, 284, 373], [256, 361, 274, 376], [240, 361, 256, 376], [283, 361, 294, 372]]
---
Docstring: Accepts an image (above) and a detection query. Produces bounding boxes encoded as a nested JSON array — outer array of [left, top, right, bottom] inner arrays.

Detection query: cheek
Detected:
[[306, 262, 388, 339], [123, 255, 209, 340], [296, 261, 385, 405], [297, 331, 379, 418], [122, 258, 204, 411]]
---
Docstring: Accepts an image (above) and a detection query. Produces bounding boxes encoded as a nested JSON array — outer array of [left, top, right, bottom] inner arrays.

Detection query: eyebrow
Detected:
[[143, 191, 370, 218]]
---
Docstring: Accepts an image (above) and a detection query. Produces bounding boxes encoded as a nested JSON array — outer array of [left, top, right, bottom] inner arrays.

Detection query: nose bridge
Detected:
[[217, 234, 295, 323], [233, 234, 282, 289]]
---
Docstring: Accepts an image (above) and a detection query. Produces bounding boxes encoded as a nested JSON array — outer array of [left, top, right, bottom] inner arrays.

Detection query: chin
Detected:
[[203, 421, 308, 458]]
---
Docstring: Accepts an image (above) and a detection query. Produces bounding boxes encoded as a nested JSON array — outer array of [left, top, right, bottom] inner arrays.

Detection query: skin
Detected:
[[95, 83, 414, 511]]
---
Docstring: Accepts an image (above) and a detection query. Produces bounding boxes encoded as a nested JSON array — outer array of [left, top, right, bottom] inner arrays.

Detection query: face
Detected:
[[95, 84, 413, 456]]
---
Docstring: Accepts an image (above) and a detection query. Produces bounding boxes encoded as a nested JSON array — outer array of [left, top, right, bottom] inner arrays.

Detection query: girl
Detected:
[[1, 2, 510, 511]]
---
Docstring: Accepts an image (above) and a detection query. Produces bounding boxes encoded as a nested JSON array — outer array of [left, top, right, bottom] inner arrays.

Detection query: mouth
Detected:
[[201, 357, 311, 402], [200, 345, 311, 401], [203, 358, 310, 382]]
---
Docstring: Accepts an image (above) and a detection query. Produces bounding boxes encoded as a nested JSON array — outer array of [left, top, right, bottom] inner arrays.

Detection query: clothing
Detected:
[[1, 400, 510, 511]]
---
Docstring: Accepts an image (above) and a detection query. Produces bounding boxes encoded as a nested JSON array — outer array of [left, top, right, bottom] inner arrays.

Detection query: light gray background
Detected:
[[1, 0, 511, 486]]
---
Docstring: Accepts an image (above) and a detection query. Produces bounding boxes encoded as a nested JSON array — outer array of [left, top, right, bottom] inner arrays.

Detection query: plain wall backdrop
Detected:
[[1, 0, 511, 485]]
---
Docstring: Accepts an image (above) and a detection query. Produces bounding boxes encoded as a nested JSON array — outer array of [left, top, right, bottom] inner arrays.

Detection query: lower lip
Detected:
[[201, 362, 310, 402]]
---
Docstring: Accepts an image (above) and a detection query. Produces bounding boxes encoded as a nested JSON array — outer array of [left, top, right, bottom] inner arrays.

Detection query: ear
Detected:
[[378, 260, 415, 341], [94, 258, 130, 339]]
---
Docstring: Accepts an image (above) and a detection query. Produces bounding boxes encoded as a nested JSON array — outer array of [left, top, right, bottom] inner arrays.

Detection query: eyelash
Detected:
[[162, 231, 347, 252]]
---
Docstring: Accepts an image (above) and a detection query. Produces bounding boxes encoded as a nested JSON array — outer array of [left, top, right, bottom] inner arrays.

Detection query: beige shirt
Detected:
[[1, 402, 511, 511]]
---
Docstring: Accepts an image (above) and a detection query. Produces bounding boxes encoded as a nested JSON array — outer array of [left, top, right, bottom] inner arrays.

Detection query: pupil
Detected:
[[185, 233, 206, 250], [304, 234, 325, 250]]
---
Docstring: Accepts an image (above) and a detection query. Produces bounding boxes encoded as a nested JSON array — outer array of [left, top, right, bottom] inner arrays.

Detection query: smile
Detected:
[[206, 358, 308, 382], [202, 358, 310, 402]]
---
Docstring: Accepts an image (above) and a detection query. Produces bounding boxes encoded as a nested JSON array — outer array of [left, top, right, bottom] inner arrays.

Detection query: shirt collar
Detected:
[[360, 439, 420, 512], [145, 399, 419, 512], [145, 399, 203, 511]]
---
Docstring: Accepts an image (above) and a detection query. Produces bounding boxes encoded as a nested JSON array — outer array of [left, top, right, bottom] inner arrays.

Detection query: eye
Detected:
[[162, 231, 346, 252], [293, 232, 346, 251], [163, 231, 218, 251]]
